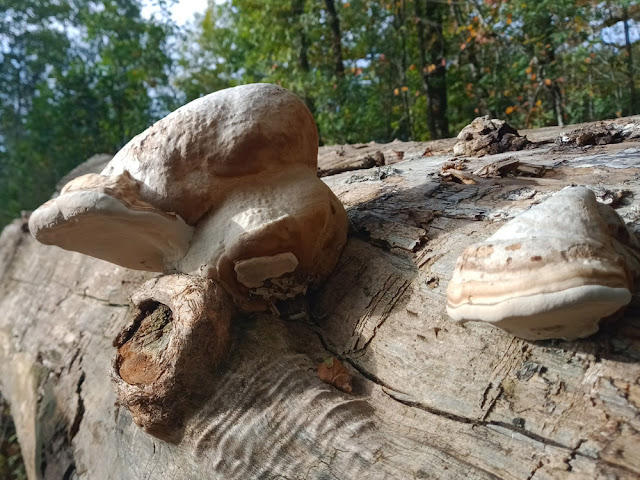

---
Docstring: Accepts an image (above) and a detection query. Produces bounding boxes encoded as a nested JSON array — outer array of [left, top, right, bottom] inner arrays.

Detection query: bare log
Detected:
[[2, 123, 640, 479]]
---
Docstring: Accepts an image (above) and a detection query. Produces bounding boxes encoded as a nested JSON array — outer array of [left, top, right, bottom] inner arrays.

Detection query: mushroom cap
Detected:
[[28, 172, 193, 271], [446, 186, 634, 340], [103, 83, 319, 225]]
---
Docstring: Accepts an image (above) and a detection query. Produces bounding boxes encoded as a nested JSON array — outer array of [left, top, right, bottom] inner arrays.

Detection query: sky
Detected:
[[141, 0, 214, 26]]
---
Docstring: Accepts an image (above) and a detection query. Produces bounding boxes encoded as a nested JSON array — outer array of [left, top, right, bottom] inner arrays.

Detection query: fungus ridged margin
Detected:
[[446, 186, 639, 340]]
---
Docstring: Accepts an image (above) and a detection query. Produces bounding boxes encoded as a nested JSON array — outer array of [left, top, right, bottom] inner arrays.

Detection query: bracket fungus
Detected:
[[28, 84, 349, 440], [446, 187, 640, 340], [29, 83, 348, 311]]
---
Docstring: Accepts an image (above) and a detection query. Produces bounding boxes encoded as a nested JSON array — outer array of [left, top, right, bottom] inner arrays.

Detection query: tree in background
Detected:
[[0, 0, 176, 227], [177, 0, 638, 142]]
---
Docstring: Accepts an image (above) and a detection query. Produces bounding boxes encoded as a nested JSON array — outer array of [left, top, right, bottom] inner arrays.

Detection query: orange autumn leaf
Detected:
[[505, 106, 516, 114], [394, 88, 399, 96], [536, 99, 542, 106], [318, 357, 353, 393], [401, 86, 409, 92], [530, 73, 537, 81], [544, 78, 552, 86], [409, 64, 416, 71]]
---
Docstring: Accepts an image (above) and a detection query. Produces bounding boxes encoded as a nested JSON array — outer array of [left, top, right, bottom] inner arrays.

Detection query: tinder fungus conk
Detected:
[[446, 187, 637, 340], [28, 84, 350, 442], [112, 275, 233, 442], [29, 83, 349, 311]]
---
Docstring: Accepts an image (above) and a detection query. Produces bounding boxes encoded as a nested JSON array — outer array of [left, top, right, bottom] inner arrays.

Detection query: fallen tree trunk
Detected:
[[2, 121, 640, 479]]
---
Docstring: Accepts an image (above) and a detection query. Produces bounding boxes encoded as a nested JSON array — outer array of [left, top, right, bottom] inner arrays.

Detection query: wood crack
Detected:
[[68, 366, 85, 442], [384, 388, 592, 456], [313, 325, 600, 465], [352, 278, 412, 355]]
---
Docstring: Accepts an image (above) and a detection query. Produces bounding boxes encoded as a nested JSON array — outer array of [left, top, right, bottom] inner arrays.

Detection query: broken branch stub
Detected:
[[446, 187, 637, 340], [112, 275, 234, 443]]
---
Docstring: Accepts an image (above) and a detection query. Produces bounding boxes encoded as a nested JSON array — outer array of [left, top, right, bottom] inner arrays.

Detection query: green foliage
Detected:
[[0, 394, 26, 480], [0, 0, 177, 227], [0, 0, 639, 229], [176, 0, 639, 144]]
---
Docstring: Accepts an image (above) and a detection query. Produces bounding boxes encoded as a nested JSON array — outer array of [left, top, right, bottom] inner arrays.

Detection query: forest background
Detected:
[[0, 0, 638, 232]]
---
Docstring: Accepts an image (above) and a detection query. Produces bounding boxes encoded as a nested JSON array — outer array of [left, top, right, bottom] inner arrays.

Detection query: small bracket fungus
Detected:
[[446, 187, 639, 340], [28, 84, 349, 441], [29, 83, 348, 311]]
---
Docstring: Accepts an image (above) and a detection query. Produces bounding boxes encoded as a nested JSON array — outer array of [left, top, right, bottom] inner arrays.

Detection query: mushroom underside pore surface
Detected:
[[28, 172, 194, 271], [446, 186, 637, 340]]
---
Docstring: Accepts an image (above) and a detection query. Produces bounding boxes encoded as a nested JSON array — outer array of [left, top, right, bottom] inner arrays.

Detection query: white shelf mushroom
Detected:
[[29, 84, 350, 440], [446, 186, 639, 341], [29, 83, 349, 312]]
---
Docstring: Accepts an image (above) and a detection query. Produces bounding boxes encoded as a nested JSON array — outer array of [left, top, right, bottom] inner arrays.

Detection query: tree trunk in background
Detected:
[[291, 0, 320, 143], [415, 0, 449, 139], [415, 0, 435, 138], [393, 0, 412, 141], [546, 48, 565, 127], [2, 122, 640, 479], [324, 0, 344, 79], [623, 6, 637, 115]]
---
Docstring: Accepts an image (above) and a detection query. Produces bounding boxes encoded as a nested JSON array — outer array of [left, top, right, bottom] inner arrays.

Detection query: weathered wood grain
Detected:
[[1, 126, 640, 479]]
